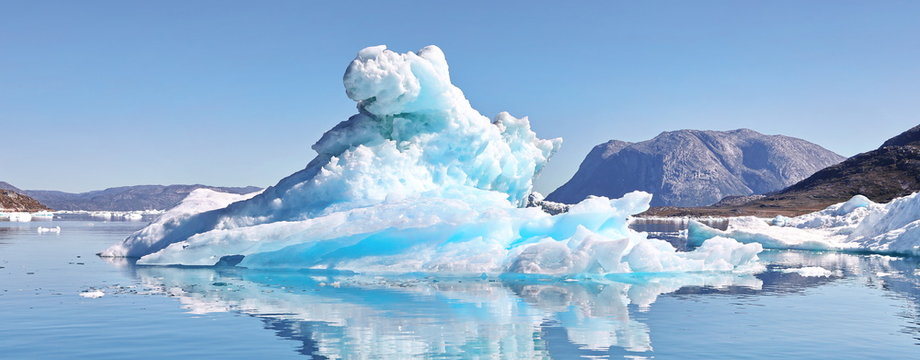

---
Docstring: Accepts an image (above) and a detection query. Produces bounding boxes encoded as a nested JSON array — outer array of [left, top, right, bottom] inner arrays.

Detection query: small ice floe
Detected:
[[91, 212, 113, 220], [780, 266, 839, 277], [79, 290, 105, 298], [8, 212, 32, 222], [123, 213, 143, 221], [37, 226, 61, 234]]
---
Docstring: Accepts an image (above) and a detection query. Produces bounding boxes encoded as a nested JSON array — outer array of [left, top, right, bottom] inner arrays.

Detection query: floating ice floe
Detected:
[[7, 212, 32, 222], [122, 212, 144, 221], [689, 193, 920, 257], [102, 45, 763, 275], [37, 226, 61, 234], [91, 212, 113, 220], [79, 290, 105, 298]]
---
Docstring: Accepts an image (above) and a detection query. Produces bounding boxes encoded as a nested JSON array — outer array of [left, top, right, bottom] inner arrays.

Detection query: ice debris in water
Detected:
[[689, 193, 920, 257], [79, 290, 105, 298], [102, 45, 763, 275]]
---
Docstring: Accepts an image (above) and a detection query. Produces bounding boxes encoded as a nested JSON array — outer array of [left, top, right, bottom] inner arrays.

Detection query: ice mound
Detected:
[[103, 45, 762, 275], [689, 193, 920, 256], [101, 189, 261, 258]]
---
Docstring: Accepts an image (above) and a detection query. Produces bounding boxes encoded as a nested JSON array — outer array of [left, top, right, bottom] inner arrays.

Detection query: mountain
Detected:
[[21, 184, 262, 211], [645, 124, 920, 217], [0, 190, 50, 212], [0, 181, 22, 192], [547, 129, 845, 207]]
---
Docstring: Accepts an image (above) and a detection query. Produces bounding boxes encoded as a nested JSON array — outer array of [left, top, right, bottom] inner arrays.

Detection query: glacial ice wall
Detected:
[[102, 45, 763, 275]]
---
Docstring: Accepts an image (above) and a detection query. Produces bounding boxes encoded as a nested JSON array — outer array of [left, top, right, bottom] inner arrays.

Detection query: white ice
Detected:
[[79, 290, 105, 298], [37, 226, 61, 234], [7, 212, 32, 222], [103, 45, 762, 275], [689, 193, 920, 256]]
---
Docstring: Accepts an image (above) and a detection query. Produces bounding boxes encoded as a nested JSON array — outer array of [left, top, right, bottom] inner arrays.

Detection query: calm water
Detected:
[[1, 220, 918, 359]]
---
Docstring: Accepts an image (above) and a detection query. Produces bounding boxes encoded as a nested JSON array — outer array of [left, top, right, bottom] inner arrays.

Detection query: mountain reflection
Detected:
[[122, 251, 919, 359]]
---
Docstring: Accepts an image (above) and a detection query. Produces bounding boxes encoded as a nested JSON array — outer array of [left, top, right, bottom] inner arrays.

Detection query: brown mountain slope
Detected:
[[643, 124, 920, 217], [0, 190, 51, 212]]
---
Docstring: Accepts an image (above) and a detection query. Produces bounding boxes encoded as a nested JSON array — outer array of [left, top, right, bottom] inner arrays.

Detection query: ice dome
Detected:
[[102, 45, 762, 275]]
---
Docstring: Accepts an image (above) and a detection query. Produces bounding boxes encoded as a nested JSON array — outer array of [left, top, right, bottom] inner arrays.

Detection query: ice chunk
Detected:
[[837, 195, 872, 215], [688, 218, 840, 251], [79, 290, 105, 298], [7, 212, 32, 222], [689, 192, 920, 256], [123, 212, 143, 221], [37, 226, 61, 234], [770, 215, 790, 226], [104, 46, 762, 275]]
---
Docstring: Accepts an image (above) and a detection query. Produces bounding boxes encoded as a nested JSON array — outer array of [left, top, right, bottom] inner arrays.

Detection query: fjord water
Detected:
[[1, 220, 918, 359]]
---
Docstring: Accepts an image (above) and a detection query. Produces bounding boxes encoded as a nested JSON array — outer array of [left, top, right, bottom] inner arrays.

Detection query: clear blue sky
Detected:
[[2, 1, 918, 193]]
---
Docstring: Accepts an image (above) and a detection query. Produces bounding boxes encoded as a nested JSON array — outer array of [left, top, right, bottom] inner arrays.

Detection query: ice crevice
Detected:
[[102, 45, 763, 275]]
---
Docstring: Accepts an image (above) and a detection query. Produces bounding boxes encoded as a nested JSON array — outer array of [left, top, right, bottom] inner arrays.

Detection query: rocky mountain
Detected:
[[20, 184, 262, 211], [0, 190, 50, 212], [645, 124, 920, 217], [547, 129, 845, 207]]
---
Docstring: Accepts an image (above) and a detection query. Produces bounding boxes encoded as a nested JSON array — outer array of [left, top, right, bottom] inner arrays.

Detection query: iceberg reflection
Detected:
[[132, 267, 761, 358]]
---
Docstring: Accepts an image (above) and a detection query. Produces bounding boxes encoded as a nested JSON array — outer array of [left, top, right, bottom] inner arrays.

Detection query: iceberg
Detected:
[[689, 193, 920, 257], [7, 212, 32, 222], [102, 45, 762, 275]]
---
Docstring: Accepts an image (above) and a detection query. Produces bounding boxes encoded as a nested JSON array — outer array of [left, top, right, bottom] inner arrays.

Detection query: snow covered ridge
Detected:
[[689, 192, 920, 257], [102, 45, 763, 275]]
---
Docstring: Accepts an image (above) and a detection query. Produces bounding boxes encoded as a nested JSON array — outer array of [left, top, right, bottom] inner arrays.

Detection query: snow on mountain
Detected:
[[547, 129, 844, 207]]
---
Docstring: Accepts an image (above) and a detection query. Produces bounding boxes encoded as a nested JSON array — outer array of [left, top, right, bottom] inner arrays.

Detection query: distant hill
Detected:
[[547, 129, 844, 207], [0, 190, 50, 212], [0, 181, 22, 193], [645, 124, 920, 217], [18, 184, 262, 211]]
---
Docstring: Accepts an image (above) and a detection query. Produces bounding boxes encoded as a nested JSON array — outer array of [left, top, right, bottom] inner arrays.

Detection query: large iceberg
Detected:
[[689, 192, 920, 256], [102, 45, 762, 275]]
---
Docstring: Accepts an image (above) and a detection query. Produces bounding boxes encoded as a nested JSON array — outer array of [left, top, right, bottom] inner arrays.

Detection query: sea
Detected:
[[1, 218, 917, 359]]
